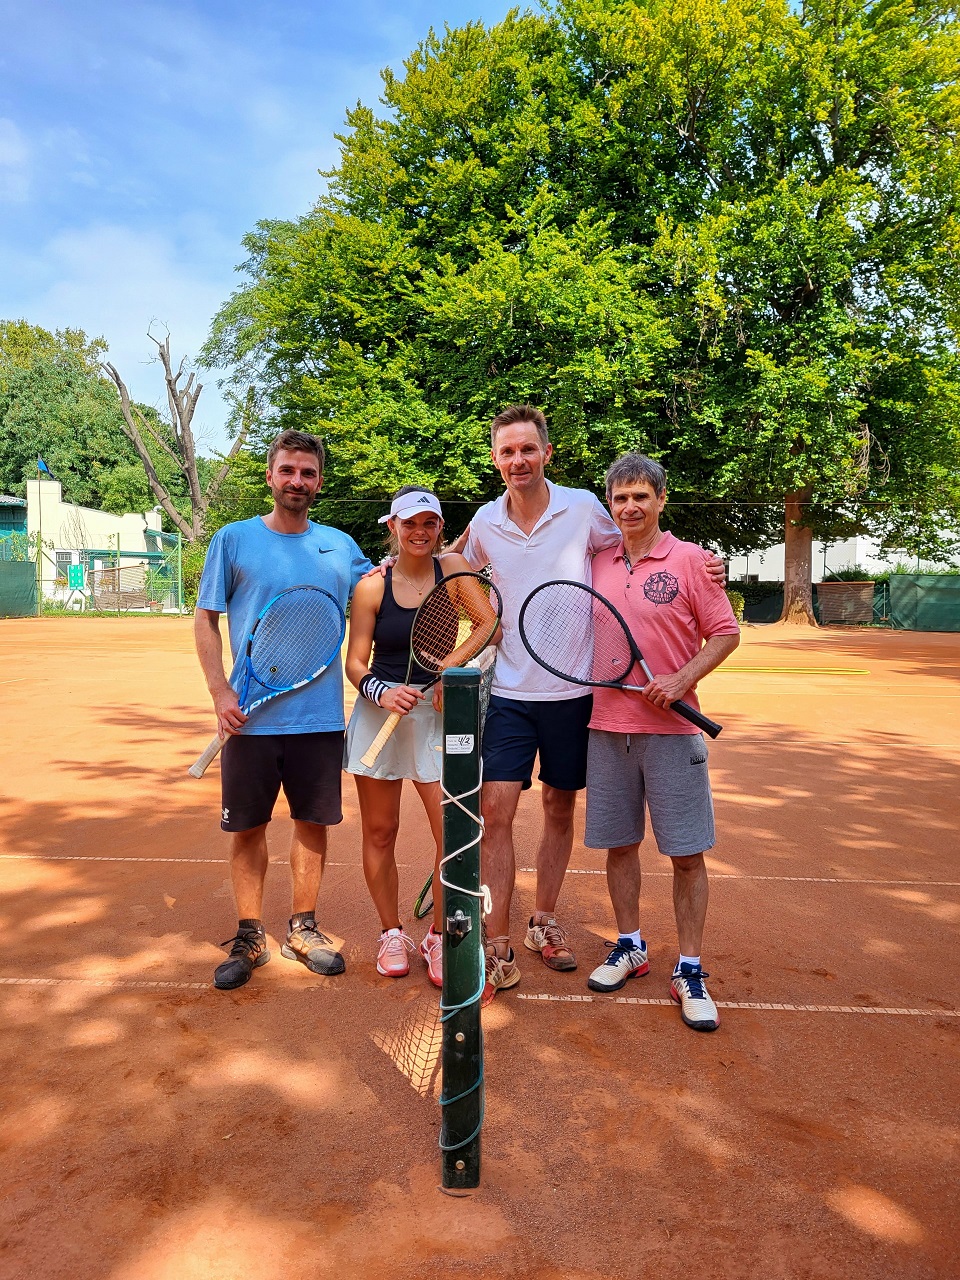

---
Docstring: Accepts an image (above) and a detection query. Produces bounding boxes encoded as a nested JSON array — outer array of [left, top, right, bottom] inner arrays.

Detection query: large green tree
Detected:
[[0, 320, 192, 519], [205, 0, 960, 612]]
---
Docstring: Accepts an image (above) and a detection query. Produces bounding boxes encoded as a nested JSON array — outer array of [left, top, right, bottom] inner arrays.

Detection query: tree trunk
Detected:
[[103, 336, 251, 543], [103, 361, 195, 540], [779, 485, 818, 625]]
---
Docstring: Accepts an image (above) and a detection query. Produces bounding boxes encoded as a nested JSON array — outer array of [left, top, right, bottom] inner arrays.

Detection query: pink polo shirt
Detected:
[[589, 531, 739, 735]]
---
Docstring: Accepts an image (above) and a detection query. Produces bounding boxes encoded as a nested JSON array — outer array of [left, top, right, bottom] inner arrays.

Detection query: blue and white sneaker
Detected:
[[670, 963, 719, 1032], [587, 937, 649, 993]]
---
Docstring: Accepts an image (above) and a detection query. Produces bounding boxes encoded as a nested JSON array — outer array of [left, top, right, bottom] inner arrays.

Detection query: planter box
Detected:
[[815, 580, 875, 623]]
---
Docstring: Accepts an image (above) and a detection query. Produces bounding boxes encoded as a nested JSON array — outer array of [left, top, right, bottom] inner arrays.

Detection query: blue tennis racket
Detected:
[[188, 585, 346, 778]]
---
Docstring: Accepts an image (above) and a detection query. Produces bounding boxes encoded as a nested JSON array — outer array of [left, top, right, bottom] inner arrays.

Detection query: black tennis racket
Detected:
[[360, 571, 502, 768], [518, 579, 722, 739], [189, 585, 347, 777]]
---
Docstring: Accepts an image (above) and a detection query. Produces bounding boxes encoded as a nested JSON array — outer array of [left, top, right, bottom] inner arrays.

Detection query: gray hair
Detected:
[[605, 452, 667, 500]]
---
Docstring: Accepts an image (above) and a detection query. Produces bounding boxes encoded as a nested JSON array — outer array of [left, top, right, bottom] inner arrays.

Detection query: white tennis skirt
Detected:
[[343, 685, 442, 783]]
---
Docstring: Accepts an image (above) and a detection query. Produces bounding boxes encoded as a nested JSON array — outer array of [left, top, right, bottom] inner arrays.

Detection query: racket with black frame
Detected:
[[359, 570, 502, 768], [518, 579, 722, 739], [189, 584, 347, 778]]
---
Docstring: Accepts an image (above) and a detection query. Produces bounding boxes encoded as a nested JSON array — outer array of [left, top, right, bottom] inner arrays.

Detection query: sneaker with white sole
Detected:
[[419, 926, 443, 989], [670, 963, 719, 1032], [587, 937, 649, 993], [524, 914, 577, 971], [377, 927, 416, 977], [481, 938, 520, 1007]]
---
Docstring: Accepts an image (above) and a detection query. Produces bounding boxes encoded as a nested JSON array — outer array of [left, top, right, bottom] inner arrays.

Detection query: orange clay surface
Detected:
[[1, 617, 958, 1280]]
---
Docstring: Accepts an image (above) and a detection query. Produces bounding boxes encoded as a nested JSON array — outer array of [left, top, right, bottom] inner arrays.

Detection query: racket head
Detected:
[[247, 585, 346, 693], [409, 571, 503, 677], [519, 580, 637, 687]]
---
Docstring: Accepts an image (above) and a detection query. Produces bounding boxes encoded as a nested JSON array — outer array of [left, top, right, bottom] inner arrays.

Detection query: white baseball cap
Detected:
[[377, 491, 444, 523]]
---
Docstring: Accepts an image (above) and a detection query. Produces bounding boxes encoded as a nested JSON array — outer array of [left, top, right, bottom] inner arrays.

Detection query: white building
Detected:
[[26, 477, 164, 598], [726, 533, 954, 583]]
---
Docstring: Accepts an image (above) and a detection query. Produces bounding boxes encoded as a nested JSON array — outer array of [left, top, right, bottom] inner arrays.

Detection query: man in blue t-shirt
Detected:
[[195, 429, 371, 989]]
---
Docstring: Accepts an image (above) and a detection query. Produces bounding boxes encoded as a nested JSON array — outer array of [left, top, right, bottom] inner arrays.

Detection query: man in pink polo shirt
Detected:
[[585, 452, 740, 1031]]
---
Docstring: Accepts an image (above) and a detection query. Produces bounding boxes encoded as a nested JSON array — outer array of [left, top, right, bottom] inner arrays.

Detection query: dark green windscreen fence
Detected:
[[0, 562, 38, 617], [889, 575, 960, 632]]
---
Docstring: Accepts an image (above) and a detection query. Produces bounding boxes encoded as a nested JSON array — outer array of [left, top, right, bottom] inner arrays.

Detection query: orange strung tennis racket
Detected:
[[359, 571, 502, 768]]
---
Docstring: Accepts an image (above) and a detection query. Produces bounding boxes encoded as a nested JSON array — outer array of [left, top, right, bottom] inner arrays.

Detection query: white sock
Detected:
[[677, 953, 701, 972], [619, 930, 644, 948]]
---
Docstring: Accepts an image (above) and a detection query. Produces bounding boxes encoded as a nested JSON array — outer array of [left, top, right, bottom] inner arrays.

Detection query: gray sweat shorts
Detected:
[[584, 730, 715, 856]]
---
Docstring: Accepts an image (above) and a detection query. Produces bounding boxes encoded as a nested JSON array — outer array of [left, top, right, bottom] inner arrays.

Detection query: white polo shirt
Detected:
[[464, 481, 620, 701]]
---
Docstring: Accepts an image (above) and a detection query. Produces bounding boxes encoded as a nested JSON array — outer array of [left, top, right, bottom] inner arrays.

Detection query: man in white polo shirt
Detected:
[[461, 405, 724, 1003]]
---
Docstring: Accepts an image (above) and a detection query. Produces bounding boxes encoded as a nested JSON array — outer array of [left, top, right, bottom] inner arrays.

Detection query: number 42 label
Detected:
[[445, 734, 475, 755]]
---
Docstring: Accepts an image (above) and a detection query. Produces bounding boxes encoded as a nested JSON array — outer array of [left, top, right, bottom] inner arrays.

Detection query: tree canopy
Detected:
[[0, 320, 190, 519], [204, 0, 960, 613]]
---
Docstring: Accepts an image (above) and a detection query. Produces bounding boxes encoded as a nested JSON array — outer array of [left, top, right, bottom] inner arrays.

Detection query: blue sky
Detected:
[[0, 0, 520, 451]]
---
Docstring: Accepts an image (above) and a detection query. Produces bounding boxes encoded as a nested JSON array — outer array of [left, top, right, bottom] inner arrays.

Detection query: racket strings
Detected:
[[412, 580, 497, 673], [522, 583, 634, 683], [250, 589, 344, 688]]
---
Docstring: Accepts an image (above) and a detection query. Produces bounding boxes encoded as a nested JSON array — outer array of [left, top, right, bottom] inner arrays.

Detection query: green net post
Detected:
[[439, 667, 484, 1189]]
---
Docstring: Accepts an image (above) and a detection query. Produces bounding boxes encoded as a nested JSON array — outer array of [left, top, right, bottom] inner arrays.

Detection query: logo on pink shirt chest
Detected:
[[641, 570, 679, 605]]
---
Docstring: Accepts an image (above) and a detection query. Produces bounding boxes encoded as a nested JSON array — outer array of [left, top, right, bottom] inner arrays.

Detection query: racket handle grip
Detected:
[[188, 733, 225, 778], [672, 698, 722, 739], [360, 711, 403, 768]]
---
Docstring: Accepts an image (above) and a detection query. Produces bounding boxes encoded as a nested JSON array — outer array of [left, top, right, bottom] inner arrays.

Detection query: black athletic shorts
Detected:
[[220, 731, 344, 832], [481, 694, 593, 791]]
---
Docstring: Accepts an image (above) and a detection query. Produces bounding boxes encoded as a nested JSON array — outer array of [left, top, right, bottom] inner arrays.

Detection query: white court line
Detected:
[[2, 976, 956, 1016], [0, 855, 354, 866], [519, 867, 960, 886], [518, 993, 960, 1017], [0, 976, 209, 990], [1, 857, 955, 888]]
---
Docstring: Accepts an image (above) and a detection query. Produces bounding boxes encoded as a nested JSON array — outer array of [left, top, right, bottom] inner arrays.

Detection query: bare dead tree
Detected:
[[103, 331, 252, 541]]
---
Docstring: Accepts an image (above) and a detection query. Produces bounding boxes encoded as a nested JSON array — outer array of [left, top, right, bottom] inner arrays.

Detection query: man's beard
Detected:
[[272, 487, 312, 511]]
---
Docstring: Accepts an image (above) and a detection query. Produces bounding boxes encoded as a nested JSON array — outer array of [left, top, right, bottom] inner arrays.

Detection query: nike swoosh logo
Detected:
[[317, 548, 333, 554]]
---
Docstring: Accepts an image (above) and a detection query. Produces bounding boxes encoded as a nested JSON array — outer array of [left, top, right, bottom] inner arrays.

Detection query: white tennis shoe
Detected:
[[587, 938, 649, 992], [670, 963, 719, 1032]]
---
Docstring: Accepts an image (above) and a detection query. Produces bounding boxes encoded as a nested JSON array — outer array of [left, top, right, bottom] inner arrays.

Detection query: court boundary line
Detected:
[[1, 855, 957, 888], [519, 868, 960, 886], [1, 974, 955, 1018], [518, 993, 959, 1016]]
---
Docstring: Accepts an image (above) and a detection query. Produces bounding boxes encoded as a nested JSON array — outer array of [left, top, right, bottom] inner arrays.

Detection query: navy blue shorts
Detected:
[[481, 694, 593, 791], [220, 731, 344, 832]]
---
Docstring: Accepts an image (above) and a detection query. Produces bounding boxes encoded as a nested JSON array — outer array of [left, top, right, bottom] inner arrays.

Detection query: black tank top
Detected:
[[370, 559, 445, 684]]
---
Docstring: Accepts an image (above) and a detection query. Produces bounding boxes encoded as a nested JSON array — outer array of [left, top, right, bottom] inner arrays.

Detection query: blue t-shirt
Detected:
[[197, 516, 372, 734]]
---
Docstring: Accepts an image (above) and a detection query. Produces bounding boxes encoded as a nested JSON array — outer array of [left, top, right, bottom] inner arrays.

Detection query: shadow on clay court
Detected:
[[1, 709, 958, 1276]]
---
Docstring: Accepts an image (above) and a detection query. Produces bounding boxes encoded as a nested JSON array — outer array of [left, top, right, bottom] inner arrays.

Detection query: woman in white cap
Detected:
[[344, 486, 482, 986]]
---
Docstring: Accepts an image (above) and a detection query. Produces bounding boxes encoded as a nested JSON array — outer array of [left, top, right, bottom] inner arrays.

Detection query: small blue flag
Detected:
[[38, 458, 55, 479]]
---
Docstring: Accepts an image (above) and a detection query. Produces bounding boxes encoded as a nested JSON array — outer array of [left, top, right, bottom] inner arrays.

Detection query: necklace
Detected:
[[393, 565, 434, 596]]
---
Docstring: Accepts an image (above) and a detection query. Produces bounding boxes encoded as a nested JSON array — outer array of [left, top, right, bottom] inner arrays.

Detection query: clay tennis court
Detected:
[[2, 617, 958, 1279]]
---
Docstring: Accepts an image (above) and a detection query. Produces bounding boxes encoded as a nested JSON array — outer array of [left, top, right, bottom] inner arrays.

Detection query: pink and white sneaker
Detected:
[[376, 927, 416, 977], [419, 927, 443, 989]]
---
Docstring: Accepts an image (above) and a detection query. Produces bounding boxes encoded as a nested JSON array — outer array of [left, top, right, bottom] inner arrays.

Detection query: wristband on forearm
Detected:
[[359, 673, 388, 706]]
